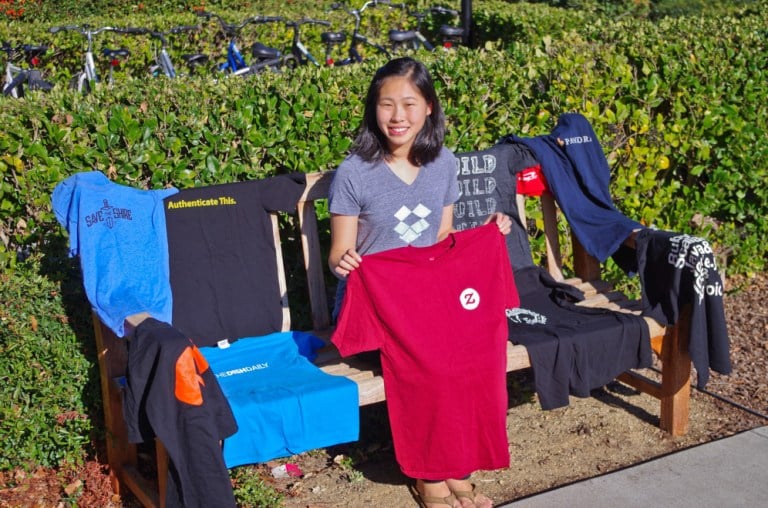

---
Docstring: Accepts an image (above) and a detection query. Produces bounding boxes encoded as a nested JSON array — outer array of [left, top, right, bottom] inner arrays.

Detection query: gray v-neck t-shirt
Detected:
[[329, 147, 460, 256]]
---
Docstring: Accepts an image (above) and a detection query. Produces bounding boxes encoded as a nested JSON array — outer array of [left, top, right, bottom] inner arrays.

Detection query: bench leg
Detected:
[[104, 390, 163, 507], [658, 306, 692, 436], [102, 368, 139, 499], [104, 394, 138, 496]]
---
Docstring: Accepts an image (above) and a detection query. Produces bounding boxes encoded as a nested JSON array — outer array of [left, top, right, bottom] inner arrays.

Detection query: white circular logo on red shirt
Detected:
[[460, 288, 480, 310]]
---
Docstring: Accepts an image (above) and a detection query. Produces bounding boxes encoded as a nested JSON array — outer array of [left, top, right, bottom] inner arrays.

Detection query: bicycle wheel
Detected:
[[3, 73, 26, 97], [280, 54, 298, 71], [68, 72, 90, 94]]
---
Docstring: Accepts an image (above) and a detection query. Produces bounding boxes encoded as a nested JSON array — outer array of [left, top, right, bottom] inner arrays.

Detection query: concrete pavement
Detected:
[[499, 425, 768, 508]]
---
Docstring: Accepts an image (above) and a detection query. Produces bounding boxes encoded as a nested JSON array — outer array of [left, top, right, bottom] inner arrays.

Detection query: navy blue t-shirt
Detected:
[[505, 113, 641, 262]]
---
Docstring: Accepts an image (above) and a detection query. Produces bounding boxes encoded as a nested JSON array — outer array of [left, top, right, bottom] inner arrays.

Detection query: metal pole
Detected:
[[461, 0, 472, 47]]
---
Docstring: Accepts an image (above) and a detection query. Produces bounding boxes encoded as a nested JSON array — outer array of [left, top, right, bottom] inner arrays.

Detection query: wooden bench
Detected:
[[92, 170, 692, 507]]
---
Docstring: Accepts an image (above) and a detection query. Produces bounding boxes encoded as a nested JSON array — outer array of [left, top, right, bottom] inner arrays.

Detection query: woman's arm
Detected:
[[329, 213, 362, 279], [437, 204, 456, 242]]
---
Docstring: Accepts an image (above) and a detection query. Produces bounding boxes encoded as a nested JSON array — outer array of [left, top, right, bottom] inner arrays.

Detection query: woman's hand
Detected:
[[329, 214, 362, 278], [485, 212, 513, 235], [333, 248, 362, 278]]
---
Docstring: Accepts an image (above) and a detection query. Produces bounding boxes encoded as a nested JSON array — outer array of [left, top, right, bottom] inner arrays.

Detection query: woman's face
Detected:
[[375, 75, 432, 158]]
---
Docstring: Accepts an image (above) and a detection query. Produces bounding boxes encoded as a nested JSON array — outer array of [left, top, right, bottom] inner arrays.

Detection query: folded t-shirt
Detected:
[[201, 331, 359, 467]]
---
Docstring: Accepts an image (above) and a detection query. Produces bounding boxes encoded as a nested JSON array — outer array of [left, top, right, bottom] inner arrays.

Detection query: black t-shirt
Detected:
[[508, 266, 652, 410], [452, 145, 652, 409], [163, 174, 306, 345], [632, 228, 731, 388], [125, 317, 238, 507], [453, 143, 539, 270]]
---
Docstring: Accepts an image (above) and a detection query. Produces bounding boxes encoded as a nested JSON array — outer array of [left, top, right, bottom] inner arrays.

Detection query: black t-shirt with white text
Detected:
[[453, 143, 539, 270]]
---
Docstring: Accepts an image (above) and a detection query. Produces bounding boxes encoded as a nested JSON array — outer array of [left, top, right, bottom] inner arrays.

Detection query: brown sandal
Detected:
[[409, 483, 459, 508], [450, 484, 490, 507]]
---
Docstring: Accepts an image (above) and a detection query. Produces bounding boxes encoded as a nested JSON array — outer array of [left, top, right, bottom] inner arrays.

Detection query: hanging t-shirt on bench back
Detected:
[[163, 174, 306, 345], [453, 143, 539, 270], [51, 171, 179, 337]]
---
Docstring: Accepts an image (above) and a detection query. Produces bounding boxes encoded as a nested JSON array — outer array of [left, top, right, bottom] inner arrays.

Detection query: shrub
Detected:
[[0, 250, 98, 470]]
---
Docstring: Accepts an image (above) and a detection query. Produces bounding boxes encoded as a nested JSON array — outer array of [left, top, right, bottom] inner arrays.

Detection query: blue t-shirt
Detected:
[[51, 171, 178, 336], [201, 332, 360, 467]]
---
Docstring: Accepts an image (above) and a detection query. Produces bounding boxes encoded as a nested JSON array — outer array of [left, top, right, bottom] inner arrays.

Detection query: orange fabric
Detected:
[[174, 345, 209, 406]]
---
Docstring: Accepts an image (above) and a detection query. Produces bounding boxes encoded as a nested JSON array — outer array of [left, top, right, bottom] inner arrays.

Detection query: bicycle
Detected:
[[429, 5, 465, 49], [121, 25, 208, 78], [281, 18, 332, 68], [49, 24, 133, 93], [197, 11, 286, 77], [101, 46, 131, 86], [387, 5, 465, 53], [322, 1, 391, 67], [2, 41, 53, 97], [386, 2, 436, 53]]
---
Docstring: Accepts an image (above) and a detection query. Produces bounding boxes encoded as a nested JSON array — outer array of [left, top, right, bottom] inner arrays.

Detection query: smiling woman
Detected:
[[327, 57, 514, 508], [1, 2, 765, 507], [328, 57, 456, 281]]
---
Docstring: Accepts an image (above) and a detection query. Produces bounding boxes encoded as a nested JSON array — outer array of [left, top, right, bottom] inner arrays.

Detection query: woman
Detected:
[[328, 57, 512, 508]]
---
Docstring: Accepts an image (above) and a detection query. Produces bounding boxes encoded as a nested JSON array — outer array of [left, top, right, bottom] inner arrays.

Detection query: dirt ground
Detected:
[[1, 274, 766, 507]]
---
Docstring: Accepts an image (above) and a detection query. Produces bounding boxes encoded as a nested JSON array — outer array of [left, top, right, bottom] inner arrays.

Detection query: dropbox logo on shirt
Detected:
[[394, 203, 432, 243]]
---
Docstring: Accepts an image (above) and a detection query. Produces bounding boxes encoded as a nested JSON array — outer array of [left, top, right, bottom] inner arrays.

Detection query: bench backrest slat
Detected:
[[290, 171, 603, 337], [540, 193, 565, 281], [272, 213, 292, 332]]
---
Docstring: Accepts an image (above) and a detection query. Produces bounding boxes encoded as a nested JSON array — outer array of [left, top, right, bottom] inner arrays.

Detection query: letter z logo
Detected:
[[460, 288, 480, 310]]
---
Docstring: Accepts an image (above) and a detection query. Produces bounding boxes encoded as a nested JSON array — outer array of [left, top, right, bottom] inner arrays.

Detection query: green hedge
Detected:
[[0, 252, 98, 470], [1, 0, 767, 481], [2, 1, 766, 272]]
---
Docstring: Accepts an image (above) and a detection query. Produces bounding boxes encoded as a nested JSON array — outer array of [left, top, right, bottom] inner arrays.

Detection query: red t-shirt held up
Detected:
[[332, 223, 519, 479]]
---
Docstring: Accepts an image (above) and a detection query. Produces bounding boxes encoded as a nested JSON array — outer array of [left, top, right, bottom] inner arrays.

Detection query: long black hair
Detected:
[[351, 57, 445, 166]]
